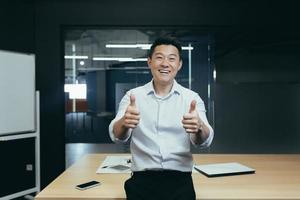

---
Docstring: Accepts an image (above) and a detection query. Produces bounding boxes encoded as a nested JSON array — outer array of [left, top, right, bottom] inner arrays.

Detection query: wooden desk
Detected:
[[35, 154, 300, 200]]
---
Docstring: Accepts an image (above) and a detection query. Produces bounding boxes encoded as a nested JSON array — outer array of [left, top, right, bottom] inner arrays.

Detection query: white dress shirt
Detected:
[[109, 80, 214, 172]]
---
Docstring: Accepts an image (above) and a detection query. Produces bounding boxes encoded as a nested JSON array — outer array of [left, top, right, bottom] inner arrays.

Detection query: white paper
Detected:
[[96, 155, 132, 174]]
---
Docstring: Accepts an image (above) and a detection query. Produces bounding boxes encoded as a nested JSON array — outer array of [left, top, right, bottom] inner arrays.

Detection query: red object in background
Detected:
[[65, 99, 88, 113]]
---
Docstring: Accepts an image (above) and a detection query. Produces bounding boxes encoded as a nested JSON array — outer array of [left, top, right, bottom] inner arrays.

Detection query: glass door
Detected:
[[64, 28, 214, 149]]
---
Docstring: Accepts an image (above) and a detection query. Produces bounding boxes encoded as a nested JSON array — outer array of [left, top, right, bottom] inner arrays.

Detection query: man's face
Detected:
[[148, 44, 182, 86]]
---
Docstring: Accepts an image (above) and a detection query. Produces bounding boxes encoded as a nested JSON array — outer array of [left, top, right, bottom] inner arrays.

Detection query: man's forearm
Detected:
[[113, 117, 129, 140], [194, 123, 210, 144]]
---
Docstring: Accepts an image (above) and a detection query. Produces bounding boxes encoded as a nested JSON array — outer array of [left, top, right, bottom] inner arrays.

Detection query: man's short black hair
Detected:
[[148, 37, 182, 59]]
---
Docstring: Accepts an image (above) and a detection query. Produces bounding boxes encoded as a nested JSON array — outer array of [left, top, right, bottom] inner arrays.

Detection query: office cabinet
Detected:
[[1, 138, 35, 197], [0, 50, 40, 199], [0, 93, 40, 199]]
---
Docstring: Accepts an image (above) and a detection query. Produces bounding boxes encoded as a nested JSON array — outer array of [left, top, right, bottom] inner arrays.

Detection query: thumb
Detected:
[[189, 100, 196, 113], [130, 94, 136, 107]]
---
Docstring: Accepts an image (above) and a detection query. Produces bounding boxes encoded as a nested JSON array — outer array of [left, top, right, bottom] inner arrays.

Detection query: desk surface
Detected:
[[35, 154, 300, 200]]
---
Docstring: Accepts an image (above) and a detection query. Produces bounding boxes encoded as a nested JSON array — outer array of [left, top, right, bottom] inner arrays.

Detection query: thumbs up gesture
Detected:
[[123, 94, 140, 129], [182, 100, 204, 134]]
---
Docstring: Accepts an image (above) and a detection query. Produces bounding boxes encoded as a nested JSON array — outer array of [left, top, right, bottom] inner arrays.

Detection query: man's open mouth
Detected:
[[158, 69, 170, 74]]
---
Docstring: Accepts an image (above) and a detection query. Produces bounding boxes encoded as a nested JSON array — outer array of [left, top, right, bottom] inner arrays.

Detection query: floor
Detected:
[[65, 143, 129, 168]]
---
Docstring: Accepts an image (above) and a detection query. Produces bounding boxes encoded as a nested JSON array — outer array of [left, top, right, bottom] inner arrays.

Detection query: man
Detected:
[[109, 37, 214, 200]]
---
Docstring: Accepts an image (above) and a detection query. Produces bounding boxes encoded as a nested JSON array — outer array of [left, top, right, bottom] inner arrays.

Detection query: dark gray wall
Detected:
[[0, 0, 35, 197], [1, 0, 293, 188], [212, 28, 300, 153], [213, 83, 300, 153], [0, 0, 34, 53]]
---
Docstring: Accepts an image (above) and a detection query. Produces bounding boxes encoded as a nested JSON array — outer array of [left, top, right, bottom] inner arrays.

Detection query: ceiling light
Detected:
[[106, 44, 193, 50], [93, 57, 147, 62], [105, 44, 151, 49], [105, 44, 137, 48], [64, 55, 88, 59], [182, 46, 194, 50]]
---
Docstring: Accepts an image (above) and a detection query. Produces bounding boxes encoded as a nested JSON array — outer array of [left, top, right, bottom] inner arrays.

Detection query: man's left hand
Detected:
[[182, 100, 204, 134]]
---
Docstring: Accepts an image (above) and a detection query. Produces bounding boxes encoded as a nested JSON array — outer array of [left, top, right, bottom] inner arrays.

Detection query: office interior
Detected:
[[0, 0, 300, 199]]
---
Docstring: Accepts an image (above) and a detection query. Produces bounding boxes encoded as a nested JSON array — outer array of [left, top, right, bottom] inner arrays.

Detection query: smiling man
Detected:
[[109, 37, 214, 200]]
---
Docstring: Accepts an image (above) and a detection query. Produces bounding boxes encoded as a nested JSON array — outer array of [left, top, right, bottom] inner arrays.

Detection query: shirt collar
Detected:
[[145, 79, 181, 96]]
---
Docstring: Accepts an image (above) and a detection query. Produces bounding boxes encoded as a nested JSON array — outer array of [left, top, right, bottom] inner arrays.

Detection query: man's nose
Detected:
[[160, 57, 169, 67]]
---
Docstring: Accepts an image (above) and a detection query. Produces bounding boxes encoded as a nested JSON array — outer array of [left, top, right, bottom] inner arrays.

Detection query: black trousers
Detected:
[[124, 170, 196, 200]]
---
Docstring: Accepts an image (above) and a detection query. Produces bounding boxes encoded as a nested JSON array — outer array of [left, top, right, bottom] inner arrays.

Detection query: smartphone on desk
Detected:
[[75, 180, 101, 190]]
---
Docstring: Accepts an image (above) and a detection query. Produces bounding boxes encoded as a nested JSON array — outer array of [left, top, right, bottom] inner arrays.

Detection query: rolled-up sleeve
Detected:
[[189, 95, 214, 148], [109, 91, 132, 144]]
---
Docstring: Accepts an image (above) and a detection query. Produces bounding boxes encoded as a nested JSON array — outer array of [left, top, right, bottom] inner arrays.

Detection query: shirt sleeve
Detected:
[[108, 91, 132, 144], [189, 94, 214, 148]]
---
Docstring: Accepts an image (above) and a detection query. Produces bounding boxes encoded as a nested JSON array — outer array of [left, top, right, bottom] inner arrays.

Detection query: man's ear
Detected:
[[178, 60, 183, 71], [147, 57, 152, 68]]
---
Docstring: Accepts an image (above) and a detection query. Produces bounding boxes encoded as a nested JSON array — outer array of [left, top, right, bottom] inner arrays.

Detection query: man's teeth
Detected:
[[159, 69, 169, 73]]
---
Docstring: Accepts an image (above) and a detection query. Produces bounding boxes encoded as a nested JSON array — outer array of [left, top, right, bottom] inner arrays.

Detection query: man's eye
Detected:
[[168, 57, 176, 61]]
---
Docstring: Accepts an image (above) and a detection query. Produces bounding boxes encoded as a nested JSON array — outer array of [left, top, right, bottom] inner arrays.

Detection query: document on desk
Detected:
[[194, 162, 255, 177], [96, 155, 131, 174]]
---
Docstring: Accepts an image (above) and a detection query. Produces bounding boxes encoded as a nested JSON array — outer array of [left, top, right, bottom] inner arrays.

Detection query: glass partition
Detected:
[[64, 28, 214, 153]]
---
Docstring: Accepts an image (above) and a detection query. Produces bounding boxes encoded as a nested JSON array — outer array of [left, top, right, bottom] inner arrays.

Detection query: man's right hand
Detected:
[[122, 94, 140, 129]]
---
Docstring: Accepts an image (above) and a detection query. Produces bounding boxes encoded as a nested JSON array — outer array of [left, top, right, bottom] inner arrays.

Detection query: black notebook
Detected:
[[194, 162, 255, 177]]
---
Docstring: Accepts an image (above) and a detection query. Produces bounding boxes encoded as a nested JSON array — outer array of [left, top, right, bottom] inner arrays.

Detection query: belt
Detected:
[[132, 170, 192, 177]]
